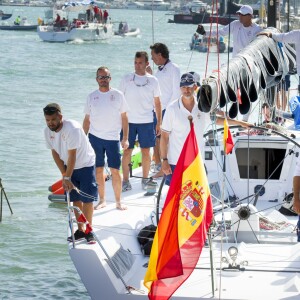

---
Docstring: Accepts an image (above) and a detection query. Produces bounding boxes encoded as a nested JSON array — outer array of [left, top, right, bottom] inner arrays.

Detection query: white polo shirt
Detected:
[[210, 21, 262, 57], [154, 60, 181, 110], [272, 30, 300, 75], [84, 88, 128, 140], [119, 72, 161, 123], [44, 119, 95, 169], [162, 97, 211, 165]]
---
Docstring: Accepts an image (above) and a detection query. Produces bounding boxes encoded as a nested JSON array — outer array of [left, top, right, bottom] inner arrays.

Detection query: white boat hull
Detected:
[[37, 23, 113, 42]]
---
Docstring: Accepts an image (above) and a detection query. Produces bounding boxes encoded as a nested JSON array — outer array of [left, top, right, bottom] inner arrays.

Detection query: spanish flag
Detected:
[[144, 122, 213, 300], [223, 118, 234, 154]]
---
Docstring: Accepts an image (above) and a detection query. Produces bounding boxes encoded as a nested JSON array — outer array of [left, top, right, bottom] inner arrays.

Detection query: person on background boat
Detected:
[[93, 5, 101, 23], [149, 43, 181, 178], [103, 9, 109, 23], [83, 67, 129, 211], [258, 30, 300, 94], [37, 17, 44, 26], [43, 103, 97, 244], [118, 21, 123, 33], [14, 15, 21, 25], [160, 73, 250, 185], [119, 51, 162, 192], [123, 22, 129, 33], [196, 5, 262, 57], [54, 13, 60, 25]]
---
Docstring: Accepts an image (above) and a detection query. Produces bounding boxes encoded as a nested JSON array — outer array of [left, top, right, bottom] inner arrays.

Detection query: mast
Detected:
[[267, 0, 278, 27]]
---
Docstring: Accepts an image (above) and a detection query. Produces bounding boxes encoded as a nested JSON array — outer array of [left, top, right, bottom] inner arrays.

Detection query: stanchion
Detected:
[[0, 178, 13, 222]]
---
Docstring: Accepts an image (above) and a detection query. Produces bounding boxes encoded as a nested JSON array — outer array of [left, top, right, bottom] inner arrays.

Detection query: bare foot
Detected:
[[153, 169, 164, 178], [94, 200, 107, 210], [116, 202, 127, 210]]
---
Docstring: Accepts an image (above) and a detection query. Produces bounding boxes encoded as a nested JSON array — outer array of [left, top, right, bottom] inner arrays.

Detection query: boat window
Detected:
[[235, 147, 286, 180]]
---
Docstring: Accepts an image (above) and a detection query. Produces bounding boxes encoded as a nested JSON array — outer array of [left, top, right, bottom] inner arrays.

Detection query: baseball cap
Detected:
[[236, 5, 253, 15], [180, 73, 196, 87], [189, 71, 201, 87]]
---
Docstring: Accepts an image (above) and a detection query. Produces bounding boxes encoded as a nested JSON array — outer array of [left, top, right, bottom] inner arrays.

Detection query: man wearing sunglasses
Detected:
[[119, 51, 162, 191], [43, 103, 97, 244], [83, 66, 129, 211], [196, 5, 262, 57]]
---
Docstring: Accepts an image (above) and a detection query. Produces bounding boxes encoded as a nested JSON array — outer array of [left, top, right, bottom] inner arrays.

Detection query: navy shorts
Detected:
[[69, 165, 98, 203], [89, 134, 121, 169], [127, 122, 155, 149]]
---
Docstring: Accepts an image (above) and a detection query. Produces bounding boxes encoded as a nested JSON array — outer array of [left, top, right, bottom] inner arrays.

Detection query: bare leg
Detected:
[[141, 147, 151, 179], [153, 138, 161, 165], [94, 166, 106, 210], [122, 148, 133, 182], [110, 168, 127, 210], [82, 202, 94, 226], [73, 201, 84, 231]]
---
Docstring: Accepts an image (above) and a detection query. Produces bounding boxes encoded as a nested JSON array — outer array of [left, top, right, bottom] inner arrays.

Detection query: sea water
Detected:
[[0, 5, 298, 299]]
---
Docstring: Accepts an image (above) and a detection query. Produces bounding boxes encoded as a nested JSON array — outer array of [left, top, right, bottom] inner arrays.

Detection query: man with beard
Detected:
[[160, 73, 249, 185], [83, 66, 129, 210], [43, 103, 97, 244]]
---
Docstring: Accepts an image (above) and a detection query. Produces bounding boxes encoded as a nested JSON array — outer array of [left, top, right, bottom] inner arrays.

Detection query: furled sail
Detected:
[[198, 28, 297, 118]]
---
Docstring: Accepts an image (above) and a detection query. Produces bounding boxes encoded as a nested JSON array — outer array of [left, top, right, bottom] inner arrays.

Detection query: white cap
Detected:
[[236, 5, 253, 15]]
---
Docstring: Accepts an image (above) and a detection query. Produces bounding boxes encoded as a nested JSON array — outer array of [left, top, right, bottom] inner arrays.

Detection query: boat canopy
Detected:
[[62, 0, 95, 12]]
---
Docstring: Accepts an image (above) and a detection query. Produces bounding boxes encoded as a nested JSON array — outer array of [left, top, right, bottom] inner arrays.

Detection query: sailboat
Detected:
[[66, 3, 300, 299]]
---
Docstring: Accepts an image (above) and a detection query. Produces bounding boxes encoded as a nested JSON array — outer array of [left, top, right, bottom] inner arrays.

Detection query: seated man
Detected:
[[14, 15, 21, 25]]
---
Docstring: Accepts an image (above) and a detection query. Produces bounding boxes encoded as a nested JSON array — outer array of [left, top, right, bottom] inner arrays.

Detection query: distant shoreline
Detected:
[[0, 3, 51, 7]]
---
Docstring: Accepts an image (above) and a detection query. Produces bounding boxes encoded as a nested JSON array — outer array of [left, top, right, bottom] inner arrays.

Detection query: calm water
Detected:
[[1, 5, 293, 299]]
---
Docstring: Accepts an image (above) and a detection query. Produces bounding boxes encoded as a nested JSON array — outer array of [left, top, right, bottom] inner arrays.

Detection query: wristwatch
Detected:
[[161, 158, 168, 162], [63, 176, 71, 181]]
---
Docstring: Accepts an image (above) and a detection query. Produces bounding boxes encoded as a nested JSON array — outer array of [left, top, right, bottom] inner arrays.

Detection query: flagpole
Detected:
[[188, 114, 216, 296], [208, 226, 216, 297]]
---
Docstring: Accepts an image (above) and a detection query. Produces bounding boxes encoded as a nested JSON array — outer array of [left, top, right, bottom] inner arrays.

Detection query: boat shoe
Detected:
[[67, 229, 86, 242]]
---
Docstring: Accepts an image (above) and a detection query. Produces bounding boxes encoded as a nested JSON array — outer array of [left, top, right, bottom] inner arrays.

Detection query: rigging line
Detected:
[[194, 267, 300, 273], [151, 0, 154, 44], [73, 187, 163, 208]]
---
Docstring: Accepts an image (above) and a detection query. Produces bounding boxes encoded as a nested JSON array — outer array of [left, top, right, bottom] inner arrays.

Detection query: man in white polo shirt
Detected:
[[160, 73, 249, 185], [197, 5, 262, 57], [44, 103, 97, 244], [149, 43, 181, 176], [83, 66, 129, 210], [119, 51, 162, 191]]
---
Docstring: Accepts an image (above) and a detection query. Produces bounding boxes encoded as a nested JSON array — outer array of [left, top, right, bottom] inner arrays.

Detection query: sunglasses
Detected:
[[43, 107, 60, 113], [97, 75, 111, 80]]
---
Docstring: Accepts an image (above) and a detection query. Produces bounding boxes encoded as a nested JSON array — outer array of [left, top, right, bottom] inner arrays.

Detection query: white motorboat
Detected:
[[114, 27, 140, 37], [141, 0, 171, 11], [37, 22, 113, 42], [124, 1, 144, 9], [37, 2, 113, 42]]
